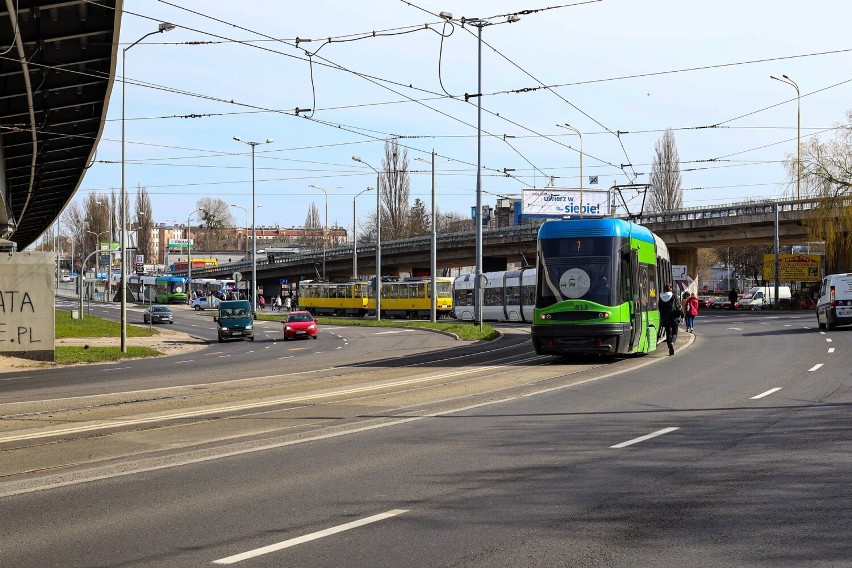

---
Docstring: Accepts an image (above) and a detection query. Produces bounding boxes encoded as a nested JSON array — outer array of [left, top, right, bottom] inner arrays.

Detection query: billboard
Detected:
[[763, 254, 821, 282], [522, 188, 610, 217]]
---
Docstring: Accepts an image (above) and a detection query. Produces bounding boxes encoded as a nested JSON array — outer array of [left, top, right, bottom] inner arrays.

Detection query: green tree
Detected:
[[408, 198, 430, 236]]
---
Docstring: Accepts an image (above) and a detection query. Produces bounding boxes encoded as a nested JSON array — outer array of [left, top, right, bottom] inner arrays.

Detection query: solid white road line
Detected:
[[374, 330, 407, 335], [828, 348, 835, 353], [212, 509, 409, 564], [101, 367, 130, 372], [611, 427, 679, 449], [727, 327, 742, 331], [808, 364, 823, 372], [751, 388, 782, 399]]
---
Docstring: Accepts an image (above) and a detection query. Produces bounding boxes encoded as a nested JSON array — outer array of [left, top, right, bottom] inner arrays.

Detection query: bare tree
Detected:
[[714, 245, 773, 285], [194, 197, 235, 250], [380, 137, 411, 240], [648, 128, 683, 213], [789, 110, 852, 272], [134, 185, 155, 262]]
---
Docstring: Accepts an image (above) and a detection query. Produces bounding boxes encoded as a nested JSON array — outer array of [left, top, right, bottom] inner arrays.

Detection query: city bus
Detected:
[[531, 218, 672, 356]]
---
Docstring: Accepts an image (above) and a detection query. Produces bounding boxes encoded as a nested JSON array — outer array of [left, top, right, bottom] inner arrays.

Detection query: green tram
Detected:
[[531, 218, 672, 356]]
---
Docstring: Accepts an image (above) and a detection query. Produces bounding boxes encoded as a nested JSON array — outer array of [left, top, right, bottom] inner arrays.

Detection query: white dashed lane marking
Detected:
[[808, 364, 823, 372], [212, 509, 409, 565], [611, 427, 679, 449], [751, 388, 782, 399], [828, 348, 835, 353]]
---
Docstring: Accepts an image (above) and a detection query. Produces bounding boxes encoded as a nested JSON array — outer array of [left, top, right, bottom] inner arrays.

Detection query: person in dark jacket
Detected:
[[659, 284, 680, 355], [728, 288, 739, 310]]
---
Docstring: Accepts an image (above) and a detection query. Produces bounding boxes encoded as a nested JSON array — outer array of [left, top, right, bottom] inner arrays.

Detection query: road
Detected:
[[1, 309, 849, 567]]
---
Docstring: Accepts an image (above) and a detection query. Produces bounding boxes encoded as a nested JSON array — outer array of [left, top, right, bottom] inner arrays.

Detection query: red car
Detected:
[[283, 311, 318, 340]]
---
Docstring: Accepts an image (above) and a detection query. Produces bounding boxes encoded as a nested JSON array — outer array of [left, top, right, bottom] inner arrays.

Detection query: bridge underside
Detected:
[[0, 0, 120, 248]]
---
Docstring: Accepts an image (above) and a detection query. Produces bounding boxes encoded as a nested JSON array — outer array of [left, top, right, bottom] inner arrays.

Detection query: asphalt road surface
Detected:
[[1, 308, 849, 567]]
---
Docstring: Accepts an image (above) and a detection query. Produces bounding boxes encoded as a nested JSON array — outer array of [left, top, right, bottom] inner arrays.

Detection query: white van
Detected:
[[816, 273, 852, 329], [739, 285, 791, 310]]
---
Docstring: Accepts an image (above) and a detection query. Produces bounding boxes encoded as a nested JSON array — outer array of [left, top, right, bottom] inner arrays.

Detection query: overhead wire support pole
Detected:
[[234, 136, 274, 315]]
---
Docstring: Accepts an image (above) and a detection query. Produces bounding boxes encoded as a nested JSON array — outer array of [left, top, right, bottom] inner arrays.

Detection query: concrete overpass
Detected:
[[0, 0, 120, 250], [182, 197, 846, 297]]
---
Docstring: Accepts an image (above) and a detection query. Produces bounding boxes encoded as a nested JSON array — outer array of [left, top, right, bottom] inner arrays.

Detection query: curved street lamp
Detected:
[[770, 74, 801, 203], [187, 208, 203, 302], [352, 156, 382, 320], [121, 21, 176, 352], [308, 184, 341, 280], [352, 186, 374, 279]]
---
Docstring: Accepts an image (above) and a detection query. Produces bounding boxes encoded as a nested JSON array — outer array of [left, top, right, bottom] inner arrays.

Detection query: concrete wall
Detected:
[[0, 252, 55, 361]]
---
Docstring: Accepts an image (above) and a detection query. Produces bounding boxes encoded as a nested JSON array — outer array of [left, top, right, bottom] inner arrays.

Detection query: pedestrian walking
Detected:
[[284, 295, 292, 312], [659, 284, 681, 356], [686, 292, 699, 333], [274, 295, 281, 312], [258, 295, 265, 310], [728, 288, 739, 310]]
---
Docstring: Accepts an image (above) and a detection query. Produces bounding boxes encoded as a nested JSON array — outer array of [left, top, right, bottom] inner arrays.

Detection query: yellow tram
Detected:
[[298, 277, 454, 318]]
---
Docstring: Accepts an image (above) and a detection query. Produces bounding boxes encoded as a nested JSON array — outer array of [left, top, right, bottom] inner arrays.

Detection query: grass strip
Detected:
[[56, 309, 158, 339], [55, 346, 162, 364]]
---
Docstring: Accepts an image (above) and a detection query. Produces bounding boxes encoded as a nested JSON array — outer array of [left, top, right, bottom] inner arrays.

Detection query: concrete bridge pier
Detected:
[[669, 246, 698, 282]]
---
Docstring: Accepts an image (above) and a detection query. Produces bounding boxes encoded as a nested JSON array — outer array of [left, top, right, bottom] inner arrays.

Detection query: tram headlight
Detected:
[[540, 313, 551, 320], [599, 312, 610, 319]]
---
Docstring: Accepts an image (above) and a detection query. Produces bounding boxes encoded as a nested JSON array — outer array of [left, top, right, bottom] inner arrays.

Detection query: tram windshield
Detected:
[[537, 237, 617, 308]]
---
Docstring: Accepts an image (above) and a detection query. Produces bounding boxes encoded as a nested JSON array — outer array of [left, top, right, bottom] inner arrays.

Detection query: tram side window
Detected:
[[417, 283, 426, 299], [640, 266, 650, 311], [506, 285, 520, 305], [647, 267, 658, 310], [484, 287, 504, 306], [454, 289, 473, 306], [338, 285, 349, 299], [523, 285, 535, 306]]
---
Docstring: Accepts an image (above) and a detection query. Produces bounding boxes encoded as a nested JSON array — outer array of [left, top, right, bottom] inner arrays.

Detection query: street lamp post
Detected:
[[95, 200, 112, 302], [770, 74, 801, 203], [308, 184, 340, 280], [558, 123, 584, 215], [352, 156, 382, 320], [234, 136, 273, 314], [230, 204, 249, 262], [85, 230, 104, 306], [187, 208, 202, 302], [415, 151, 438, 323], [122, 21, 176, 352], [352, 186, 374, 279]]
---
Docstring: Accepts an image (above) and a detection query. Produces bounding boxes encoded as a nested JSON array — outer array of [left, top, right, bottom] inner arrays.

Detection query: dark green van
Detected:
[[214, 300, 254, 342]]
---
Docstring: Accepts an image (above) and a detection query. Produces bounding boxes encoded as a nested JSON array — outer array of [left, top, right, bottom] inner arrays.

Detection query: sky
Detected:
[[67, 0, 852, 239]]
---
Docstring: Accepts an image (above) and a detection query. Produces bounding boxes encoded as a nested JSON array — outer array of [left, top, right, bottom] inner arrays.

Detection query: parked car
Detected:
[[59, 274, 72, 283], [282, 311, 318, 340], [712, 297, 739, 310], [191, 296, 221, 311], [144, 305, 174, 324], [698, 295, 717, 308]]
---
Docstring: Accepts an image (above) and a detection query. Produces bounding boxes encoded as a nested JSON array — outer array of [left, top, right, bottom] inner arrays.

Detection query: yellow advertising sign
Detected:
[[763, 254, 822, 282]]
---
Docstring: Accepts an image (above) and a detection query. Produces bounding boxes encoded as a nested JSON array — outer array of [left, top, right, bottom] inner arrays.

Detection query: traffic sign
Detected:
[[233, 272, 243, 282]]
